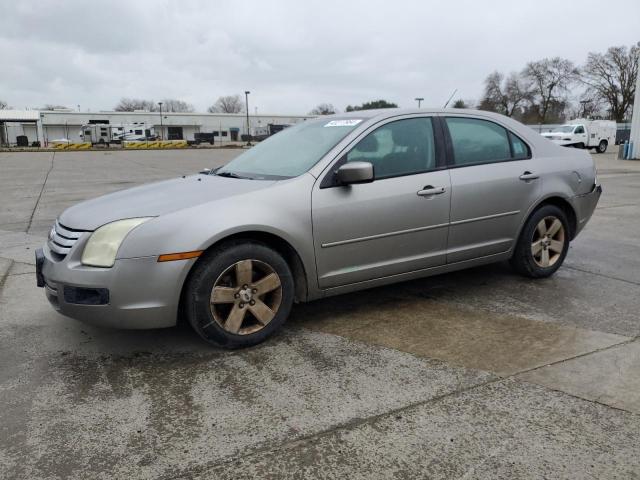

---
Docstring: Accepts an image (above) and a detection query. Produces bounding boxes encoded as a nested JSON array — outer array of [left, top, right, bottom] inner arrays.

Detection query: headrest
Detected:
[[390, 124, 416, 147], [356, 134, 378, 153]]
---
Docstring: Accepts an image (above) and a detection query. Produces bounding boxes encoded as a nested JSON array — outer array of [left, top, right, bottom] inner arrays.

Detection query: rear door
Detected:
[[443, 115, 541, 263], [312, 116, 451, 288]]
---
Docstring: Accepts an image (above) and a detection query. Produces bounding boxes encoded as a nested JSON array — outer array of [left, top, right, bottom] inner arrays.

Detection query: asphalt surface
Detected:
[[1, 148, 639, 479]]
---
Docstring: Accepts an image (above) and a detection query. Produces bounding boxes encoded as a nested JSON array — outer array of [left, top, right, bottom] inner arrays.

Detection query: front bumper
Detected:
[[36, 239, 196, 329], [570, 183, 602, 237]]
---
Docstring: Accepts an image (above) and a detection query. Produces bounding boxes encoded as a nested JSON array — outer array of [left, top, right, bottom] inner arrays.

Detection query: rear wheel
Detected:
[[510, 205, 569, 278], [185, 241, 294, 348], [597, 140, 607, 153]]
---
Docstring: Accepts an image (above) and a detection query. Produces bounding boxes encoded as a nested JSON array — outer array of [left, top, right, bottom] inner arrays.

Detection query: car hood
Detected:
[[58, 174, 276, 230]]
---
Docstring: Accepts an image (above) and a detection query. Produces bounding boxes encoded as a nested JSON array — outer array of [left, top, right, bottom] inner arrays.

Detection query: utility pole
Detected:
[[415, 97, 424, 108], [244, 91, 251, 146]]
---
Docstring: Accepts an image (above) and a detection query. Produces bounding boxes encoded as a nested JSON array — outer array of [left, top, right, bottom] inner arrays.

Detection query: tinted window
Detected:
[[446, 117, 511, 165], [510, 132, 530, 160], [574, 125, 585, 134], [347, 118, 436, 179]]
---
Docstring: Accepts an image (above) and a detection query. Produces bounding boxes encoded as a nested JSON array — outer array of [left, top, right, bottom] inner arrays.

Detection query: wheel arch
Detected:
[[520, 195, 578, 241], [180, 230, 309, 310]]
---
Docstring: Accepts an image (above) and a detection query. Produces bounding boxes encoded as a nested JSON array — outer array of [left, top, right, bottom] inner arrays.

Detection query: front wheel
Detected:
[[185, 241, 294, 348], [510, 205, 570, 278]]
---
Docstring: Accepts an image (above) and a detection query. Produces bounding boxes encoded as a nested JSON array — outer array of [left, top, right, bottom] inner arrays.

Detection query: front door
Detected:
[[443, 116, 541, 263], [312, 116, 451, 289]]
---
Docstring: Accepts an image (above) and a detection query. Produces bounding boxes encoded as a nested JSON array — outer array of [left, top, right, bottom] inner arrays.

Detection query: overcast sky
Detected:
[[1, 0, 638, 115]]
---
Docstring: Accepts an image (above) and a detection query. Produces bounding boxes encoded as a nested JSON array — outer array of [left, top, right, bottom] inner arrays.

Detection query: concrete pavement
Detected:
[[1, 148, 639, 479]]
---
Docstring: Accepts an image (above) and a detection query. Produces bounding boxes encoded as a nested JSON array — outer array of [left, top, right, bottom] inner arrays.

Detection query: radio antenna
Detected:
[[443, 89, 458, 108]]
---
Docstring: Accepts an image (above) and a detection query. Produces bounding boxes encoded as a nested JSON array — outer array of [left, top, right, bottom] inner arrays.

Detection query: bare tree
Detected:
[[309, 103, 336, 115], [580, 43, 640, 122], [207, 95, 244, 114], [523, 57, 579, 123], [159, 99, 195, 113], [478, 71, 532, 117], [114, 98, 158, 112], [0, 100, 8, 109]]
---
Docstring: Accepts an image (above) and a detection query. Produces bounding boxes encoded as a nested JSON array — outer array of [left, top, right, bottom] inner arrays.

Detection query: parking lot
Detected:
[[1, 148, 639, 478]]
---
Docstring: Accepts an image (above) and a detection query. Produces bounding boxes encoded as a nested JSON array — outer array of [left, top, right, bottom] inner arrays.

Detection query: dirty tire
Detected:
[[185, 241, 294, 349], [510, 204, 570, 278]]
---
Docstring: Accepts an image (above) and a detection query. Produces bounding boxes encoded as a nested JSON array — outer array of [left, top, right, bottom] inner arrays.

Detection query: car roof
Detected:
[[336, 107, 513, 122]]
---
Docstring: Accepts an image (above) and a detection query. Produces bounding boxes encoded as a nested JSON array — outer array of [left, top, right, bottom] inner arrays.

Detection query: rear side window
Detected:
[[445, 117, 531, 166], [446, 117, 511, 165], [509, 132, 530, 160]]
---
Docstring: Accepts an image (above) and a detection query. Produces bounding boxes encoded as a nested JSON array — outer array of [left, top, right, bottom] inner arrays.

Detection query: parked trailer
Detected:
[[80, 123, 157, 146], [541, 119, 616, 153]]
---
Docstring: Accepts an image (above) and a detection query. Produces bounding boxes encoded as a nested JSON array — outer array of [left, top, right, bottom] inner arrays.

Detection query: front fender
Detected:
[[116, 174, 318, 294]]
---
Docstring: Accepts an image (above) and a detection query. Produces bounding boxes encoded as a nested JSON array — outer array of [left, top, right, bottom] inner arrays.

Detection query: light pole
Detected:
[[158, 102, 163, 140], [580, 100, 590, 118], [415, 97, 424, 108], [244, 91, 251, 146]]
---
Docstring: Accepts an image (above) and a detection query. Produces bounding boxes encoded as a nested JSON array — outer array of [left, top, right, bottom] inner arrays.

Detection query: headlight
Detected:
[[81, 218, 151, 267]]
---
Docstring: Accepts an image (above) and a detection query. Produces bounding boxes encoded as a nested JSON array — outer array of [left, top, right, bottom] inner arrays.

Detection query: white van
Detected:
[[541, 119, 616, 153]]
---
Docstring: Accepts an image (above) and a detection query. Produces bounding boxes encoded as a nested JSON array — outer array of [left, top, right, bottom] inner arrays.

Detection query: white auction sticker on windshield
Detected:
[[323, 119, 363, 127]]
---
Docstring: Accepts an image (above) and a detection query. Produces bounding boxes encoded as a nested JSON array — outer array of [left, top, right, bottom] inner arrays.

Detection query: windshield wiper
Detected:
[[216, 171, 251, 179]]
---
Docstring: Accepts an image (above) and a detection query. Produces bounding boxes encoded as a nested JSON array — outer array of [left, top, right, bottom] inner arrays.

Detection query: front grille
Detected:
[[47, 220, 88, 259]]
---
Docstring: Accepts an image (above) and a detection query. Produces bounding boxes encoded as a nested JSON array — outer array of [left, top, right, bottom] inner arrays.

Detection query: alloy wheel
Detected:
[[531, 216, 565, 268], [209, 259, 282, 335]]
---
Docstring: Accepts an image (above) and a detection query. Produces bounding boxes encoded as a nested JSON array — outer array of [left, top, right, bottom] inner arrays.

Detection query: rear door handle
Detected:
[[417, 185, 446, 197], [519, 172, 539, 181]]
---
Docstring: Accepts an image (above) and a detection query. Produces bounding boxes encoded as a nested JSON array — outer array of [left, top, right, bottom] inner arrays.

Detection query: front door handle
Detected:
[[519, 171, 539, 181], [417, 185, 446, 197]]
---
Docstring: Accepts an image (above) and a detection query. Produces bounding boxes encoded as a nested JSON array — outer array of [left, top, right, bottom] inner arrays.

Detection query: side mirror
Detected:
[[336, 161, 374, 185]]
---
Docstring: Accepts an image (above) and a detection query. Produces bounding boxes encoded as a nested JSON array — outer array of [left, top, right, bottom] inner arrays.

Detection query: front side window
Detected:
[[574, 125, 585, 134], [346, 118, 436, 179]]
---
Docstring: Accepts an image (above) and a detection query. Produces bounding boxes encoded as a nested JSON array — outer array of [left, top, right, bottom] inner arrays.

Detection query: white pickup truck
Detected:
[[541, 119, 616, 153]]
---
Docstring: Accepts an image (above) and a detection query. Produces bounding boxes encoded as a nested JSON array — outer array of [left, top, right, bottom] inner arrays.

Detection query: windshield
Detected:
[[551, 125, 576, 133], [216, 117, 364, 179]]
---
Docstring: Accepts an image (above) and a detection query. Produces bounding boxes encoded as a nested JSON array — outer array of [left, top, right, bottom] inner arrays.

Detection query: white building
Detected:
[[0, 109, 314, 147]]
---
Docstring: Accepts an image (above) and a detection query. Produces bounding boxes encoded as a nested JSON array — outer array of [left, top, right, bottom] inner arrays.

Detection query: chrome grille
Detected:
[[48, 221, 87, 258]]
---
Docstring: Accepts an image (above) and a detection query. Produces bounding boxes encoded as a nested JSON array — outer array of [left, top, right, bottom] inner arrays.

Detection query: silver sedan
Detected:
[[36, 109, 601, 348]]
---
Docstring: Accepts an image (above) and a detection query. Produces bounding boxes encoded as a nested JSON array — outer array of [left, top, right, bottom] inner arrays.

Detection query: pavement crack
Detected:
[[6, 271, 35, 278], [162, 374, 504, 480], [26, 151, 55, 234], [563, 264, 640, 287], [0, 259, 15, 296], [510, 337, 636, 378], [595, 203, 640, 210]]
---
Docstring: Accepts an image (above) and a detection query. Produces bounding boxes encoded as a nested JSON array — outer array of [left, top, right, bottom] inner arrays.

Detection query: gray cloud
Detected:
[[1, 0, 638, 114]]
